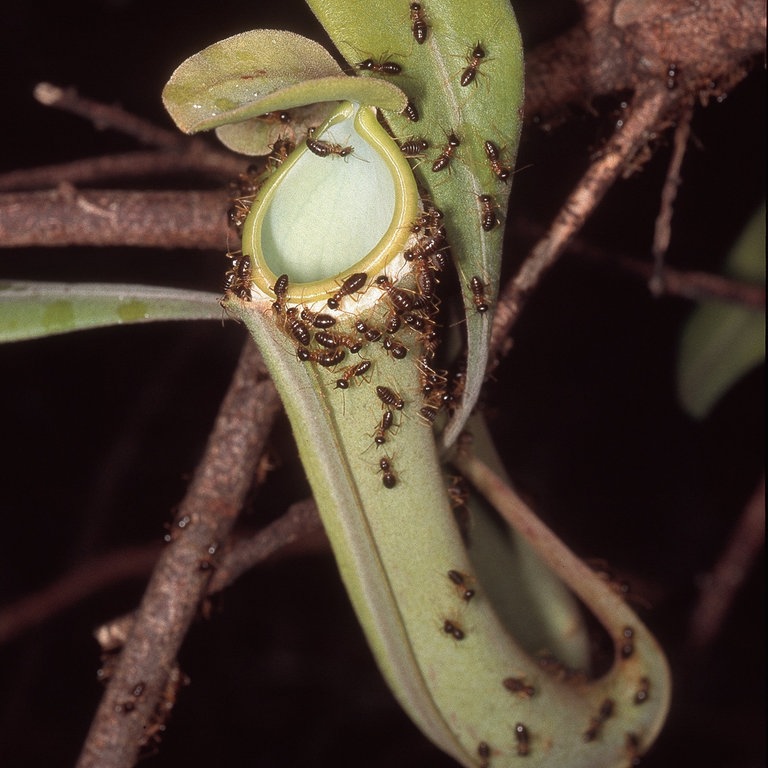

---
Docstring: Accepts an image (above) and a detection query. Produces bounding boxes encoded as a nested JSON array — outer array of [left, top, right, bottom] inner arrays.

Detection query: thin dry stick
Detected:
[[452, 444, 660, 644], [615, 254, 766, 308], [0, 544, 162, 646], [688, 475, 766, 651], [0, 83, 250, 193], [77, 339, 281, 768], [87, 499, 325, 657], [526, 0, 764, 122], [209, 498, 324, 592], [0, 500, 324, 647], [34, 82, 184, 150], [0, 189, 229, 249], [649, 101, 694, 296], [490, 86, 672, 362], [508, 215, 766, 309], [0, 149, 248, 193]]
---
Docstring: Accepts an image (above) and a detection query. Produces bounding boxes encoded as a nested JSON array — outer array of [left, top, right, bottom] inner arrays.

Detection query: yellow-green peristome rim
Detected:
[[243, 101, 419, 305]]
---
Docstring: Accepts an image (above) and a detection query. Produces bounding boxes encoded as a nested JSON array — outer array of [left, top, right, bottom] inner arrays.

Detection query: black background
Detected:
[[0, 1, 764, 766]]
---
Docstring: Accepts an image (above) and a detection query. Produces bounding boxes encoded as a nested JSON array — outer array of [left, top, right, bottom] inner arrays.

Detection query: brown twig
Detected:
[[0, 500, 325, 647], [524, 0, 765, 124], [0, 81, 253, 195], [0, 150, 250, 193], [76, 339, 281, 768], [0, 2, 762, 253], [614, 254, 766, 308], [87, 499, 325, 659], [33, 82, 184, 150], [208, 499, 324, 592], [0, 544, 162, 646], [0, 188, 229, 250], [687, 475, 766, 651], [507, 214, 767, 309], [649, 100, 694, 295], [490, 86, 673, 362]]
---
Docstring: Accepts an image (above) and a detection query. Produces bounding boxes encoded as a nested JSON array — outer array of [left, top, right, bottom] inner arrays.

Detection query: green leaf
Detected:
[[306, 0, 525, 447], [677, 203, 766, 418], [0, 281, 220, 343], [162, 29, 408, 145]]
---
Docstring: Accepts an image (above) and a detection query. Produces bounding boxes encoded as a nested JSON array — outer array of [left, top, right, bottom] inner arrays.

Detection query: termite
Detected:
[[225, 258, 252, 300], [306, 133, 354, 158], [382, 335, 408, 360], [469, 276, 490, 313], [432, 133, 460, 172], [375, 274, 414, 313], [413, 260, 438, 300], [404, 232, 446, 263], [268, 136, 295, 168], [478, 193, 499, 231], [402, 311, 427, 333], [514, 722, 531, 757], [419, 404, 440, 424], [399, 137, 429, 158], [421, 383, 447, 418], [376, 385, 404, 410], [373, 409, 395, 446], [356, 58, 402, 75], [447, 569, 475, 601], [443, 618, 465, 640], [382, 309, 402, 335], [227, 198, 251, 232], [417, 357, 446, 394], [410, 205, 444, 235], [378, 456, 397, 488], [409, 2, 428, 44], [402, 99, 419, 122], [460, 43, 486, 87], [484, 139, 512, 182], [300, 307, 336, 329], [334, 360, 371, 389], [620, 626, 635, 659], [355, 319, 383, 342], [502, 676, 536, 698], [297, 346, 346, 367], [327, 272, 367, 309], [273, 273, 289, 313], [314, 330, 364, 354], [283, 307, 311, 346]]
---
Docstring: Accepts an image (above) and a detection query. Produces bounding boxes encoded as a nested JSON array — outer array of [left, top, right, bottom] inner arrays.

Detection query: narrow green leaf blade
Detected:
[[677, 203, 766, 418], [0, 281, 220, 343]]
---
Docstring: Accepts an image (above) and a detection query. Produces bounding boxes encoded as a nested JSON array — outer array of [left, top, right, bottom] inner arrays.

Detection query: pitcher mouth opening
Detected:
[[242, 102, 419, 307]]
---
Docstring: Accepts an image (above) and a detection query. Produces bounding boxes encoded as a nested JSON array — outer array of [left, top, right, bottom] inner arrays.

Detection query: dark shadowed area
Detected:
[[1, 1, 764, 766]]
